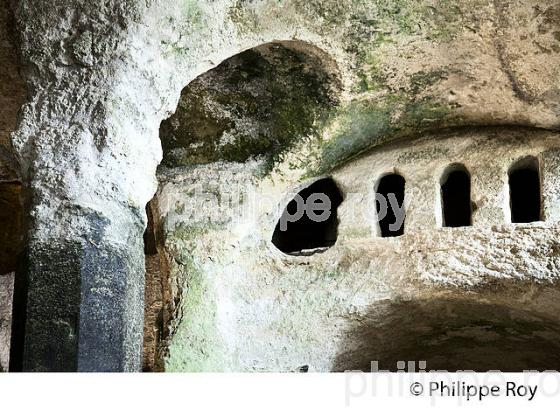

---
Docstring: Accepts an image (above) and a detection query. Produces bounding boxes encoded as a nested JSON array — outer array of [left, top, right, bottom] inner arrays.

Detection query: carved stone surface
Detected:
[[1, 0, 560, 372]]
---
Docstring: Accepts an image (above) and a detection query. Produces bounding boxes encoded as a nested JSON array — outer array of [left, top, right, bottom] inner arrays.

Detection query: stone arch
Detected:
[[158, 40, 342, 170], [145, 39, 342, 370]]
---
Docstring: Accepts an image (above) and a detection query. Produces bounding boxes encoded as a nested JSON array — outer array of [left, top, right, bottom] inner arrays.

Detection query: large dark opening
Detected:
[[159, 41, 341, 170], [509, 157, 541, 223], [441, 165, 472, 227], [376, 173, 405, 237], [272, 178, 343, 255]]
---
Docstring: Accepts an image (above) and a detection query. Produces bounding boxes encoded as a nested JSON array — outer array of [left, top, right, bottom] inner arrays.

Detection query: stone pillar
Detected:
[[8, 0, 162, 371], [16, 223, 146, 372], [471, 162, 508, 227]]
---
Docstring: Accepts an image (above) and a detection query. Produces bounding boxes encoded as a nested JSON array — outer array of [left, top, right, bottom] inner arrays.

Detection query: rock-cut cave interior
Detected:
[[1, 0, 560, 375]]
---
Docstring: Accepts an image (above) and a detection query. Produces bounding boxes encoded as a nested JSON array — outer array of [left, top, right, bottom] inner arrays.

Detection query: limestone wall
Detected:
[[0, 0, 26, 176], [0, 0, 559, 372], [154, 127, 560, 371], [142, 0, 560, 372]]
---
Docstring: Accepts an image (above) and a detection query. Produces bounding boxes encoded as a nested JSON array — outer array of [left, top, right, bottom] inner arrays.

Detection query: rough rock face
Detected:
[[148, 0, 560, 371], [0, 183, 22, 276], [6, 0, 161, 371], [0, 0, 559, 371], [331, 289, 560, 372], [155, 128, 560, 371], [159, 41, 341, 170], [0, 0, 26, 172], [142, 197, 172, 372], [0, 0, 25, 275]]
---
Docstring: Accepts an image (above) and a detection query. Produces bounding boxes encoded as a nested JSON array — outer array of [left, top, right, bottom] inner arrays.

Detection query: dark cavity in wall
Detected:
[[159, 41, 340, 172], [8, 248, 28, 372], [272, 178, 343, 255], [509, 156, 541, 223], [441, 164, 472, 227], [0, 182, 22, 275], [142, 197, 172, 372], [376, 173, 405, 237]]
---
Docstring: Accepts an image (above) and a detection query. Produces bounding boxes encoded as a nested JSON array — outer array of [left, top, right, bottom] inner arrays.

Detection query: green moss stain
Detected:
[[160, 0, 477, 175], [288, 0, 470, 41], [313, 93, 453, 174], [165, 224, 228, 372], [319, 99, 393, 171], [160, 0, 207, 57], [228, 0, 260, 35], [217, 1, 467, 176], [182, 0, 205, 31], [355, 47, 390, 93]]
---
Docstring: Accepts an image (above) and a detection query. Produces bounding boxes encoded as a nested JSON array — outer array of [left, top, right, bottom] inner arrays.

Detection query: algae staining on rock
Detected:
[[314, 94, 452, 174], [163, 222, 227, 372]]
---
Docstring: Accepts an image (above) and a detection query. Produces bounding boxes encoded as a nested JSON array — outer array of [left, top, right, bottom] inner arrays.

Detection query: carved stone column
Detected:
[[9, 0, 162, 372]]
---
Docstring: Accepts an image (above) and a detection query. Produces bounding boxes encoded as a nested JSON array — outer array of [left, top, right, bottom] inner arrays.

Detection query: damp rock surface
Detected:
[[0, 0, 559, 372], [146, 0, 560, 371]]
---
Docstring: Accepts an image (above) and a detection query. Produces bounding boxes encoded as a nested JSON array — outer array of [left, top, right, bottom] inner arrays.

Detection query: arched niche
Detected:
[[440, 163, 472, 228], [375, 172, 406, 237], [508, 156, 541, 224], [159, 40, 341, 171]]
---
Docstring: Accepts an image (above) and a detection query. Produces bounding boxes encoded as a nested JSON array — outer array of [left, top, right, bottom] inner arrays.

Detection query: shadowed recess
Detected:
[[159, 41, 340, 171], [272, 178, 343, 255], [333, 297, 560, 372], [441, 164, 472, 227], [142, 197, 171, 372], [0, 182, 22, 275], [376, 173, 405, 237], [509, 156, 541, 223]]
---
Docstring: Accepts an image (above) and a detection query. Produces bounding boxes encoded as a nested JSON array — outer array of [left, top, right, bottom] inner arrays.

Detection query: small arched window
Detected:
[[509, 156, 541, 223], [272, 178, 343, 255], [376, 173, 406, 237], [440, 164, 472, 227]]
